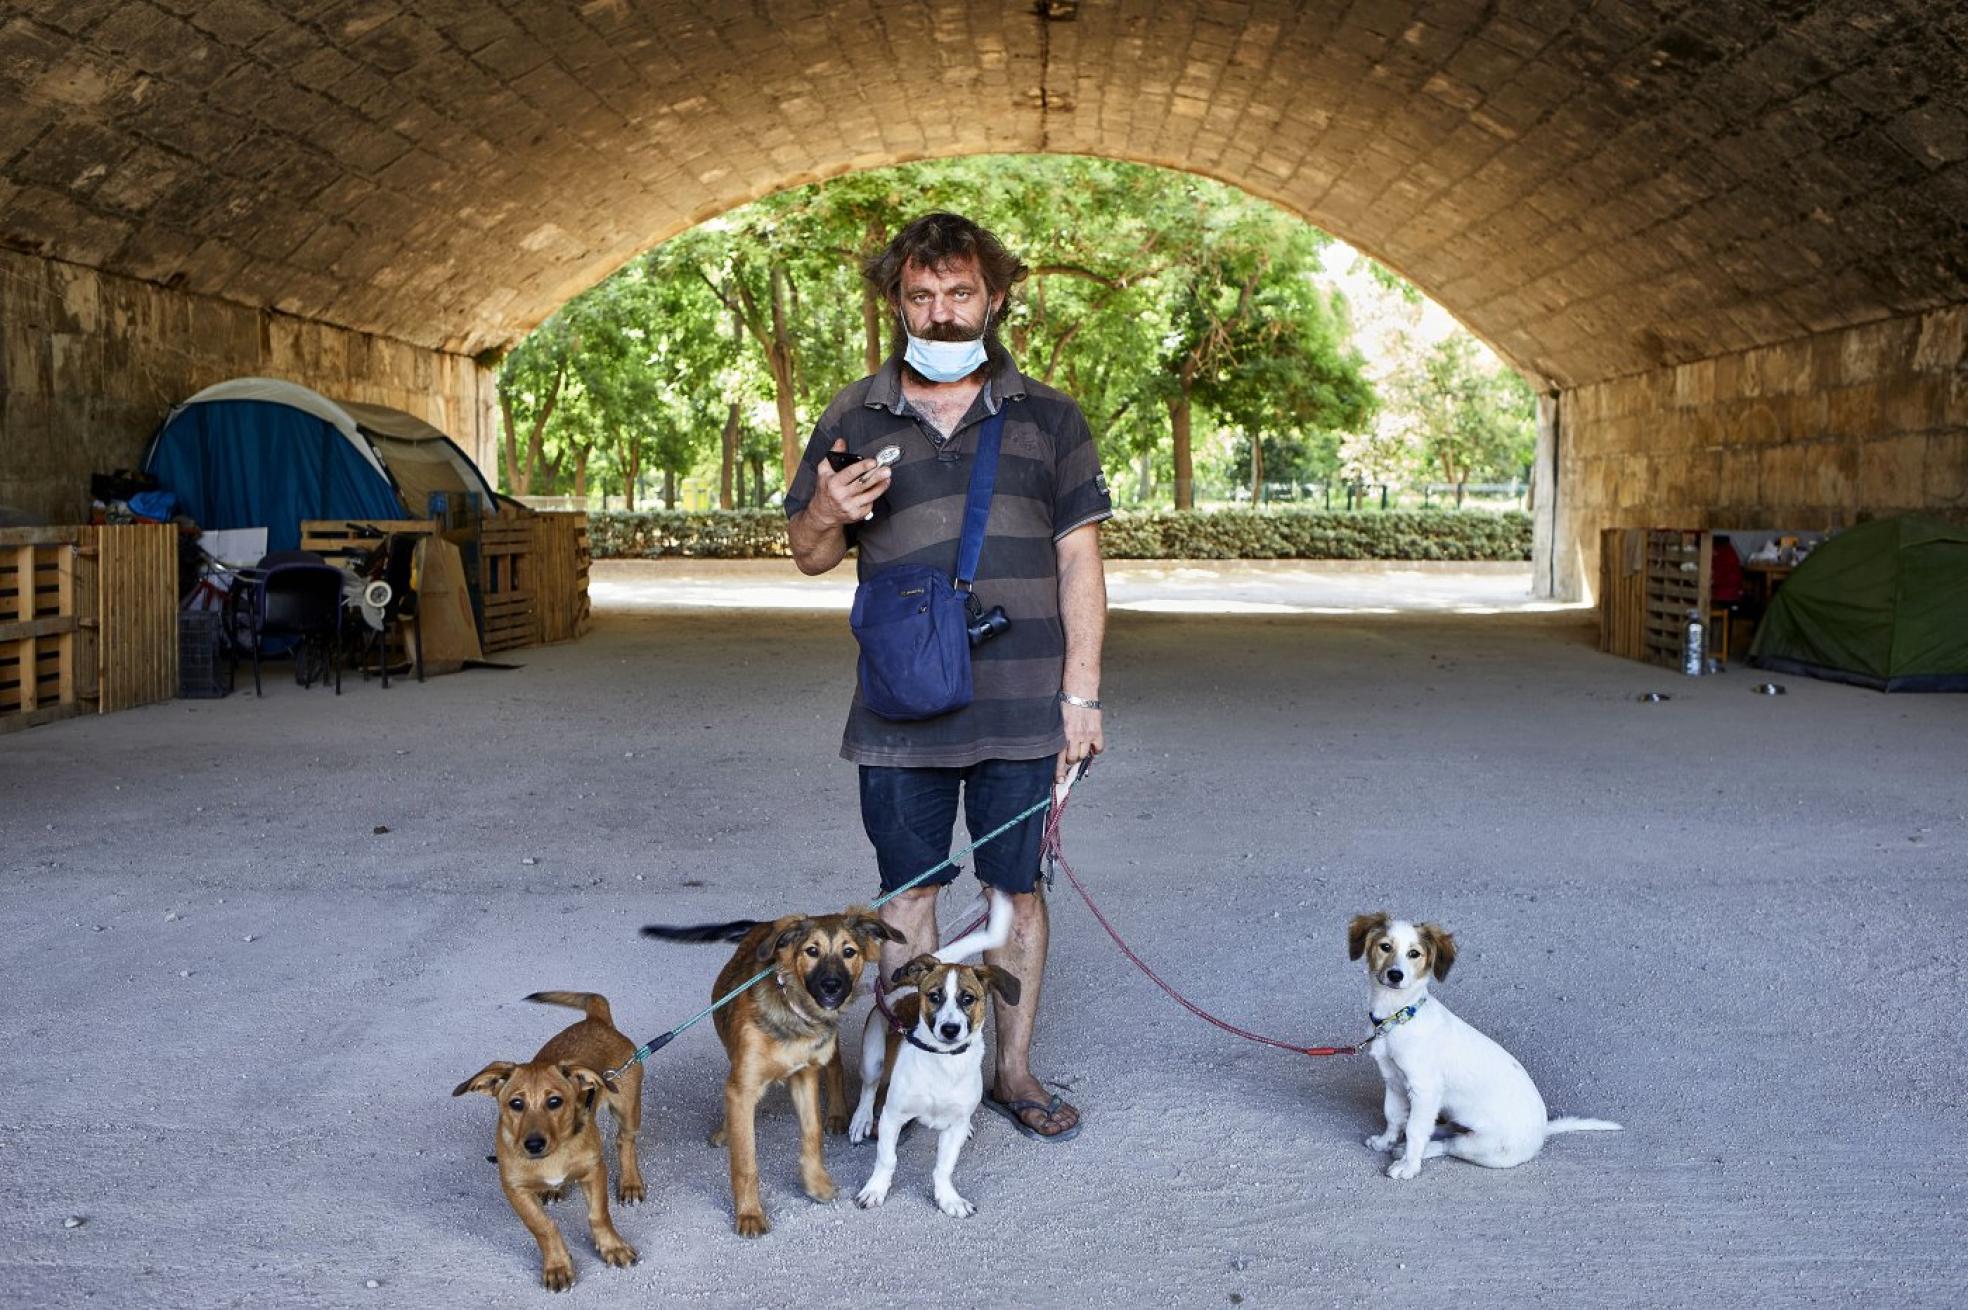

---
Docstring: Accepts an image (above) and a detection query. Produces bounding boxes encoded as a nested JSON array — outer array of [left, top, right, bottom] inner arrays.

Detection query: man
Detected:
[[784, 212, 1110, 1141]]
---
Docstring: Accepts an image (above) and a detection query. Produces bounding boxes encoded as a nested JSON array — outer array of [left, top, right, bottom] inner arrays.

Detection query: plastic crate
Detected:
[[179, 609, 232, 699]]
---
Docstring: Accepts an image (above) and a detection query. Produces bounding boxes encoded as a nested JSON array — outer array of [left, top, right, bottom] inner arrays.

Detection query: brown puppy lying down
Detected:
[[642, 909, 903, 1237], [453, 991, 644, 1290]]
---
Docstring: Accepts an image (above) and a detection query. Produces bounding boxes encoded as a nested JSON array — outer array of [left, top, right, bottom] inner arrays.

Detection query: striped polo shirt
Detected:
[[785, 347, 1112, 768]]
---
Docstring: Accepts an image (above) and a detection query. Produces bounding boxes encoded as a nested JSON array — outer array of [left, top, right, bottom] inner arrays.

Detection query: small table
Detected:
[[1741, 561, 1795, 607]]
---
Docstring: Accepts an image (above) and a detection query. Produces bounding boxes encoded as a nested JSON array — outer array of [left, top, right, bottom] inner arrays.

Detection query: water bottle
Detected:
[[1682, 610, 1704, 676]]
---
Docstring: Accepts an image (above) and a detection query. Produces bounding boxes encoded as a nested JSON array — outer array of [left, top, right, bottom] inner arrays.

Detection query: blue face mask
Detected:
[[902, 308, 991, 383]]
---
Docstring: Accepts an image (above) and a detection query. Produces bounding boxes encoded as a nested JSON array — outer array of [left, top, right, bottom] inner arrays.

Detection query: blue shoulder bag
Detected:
[[849, 406, 1005, 721]]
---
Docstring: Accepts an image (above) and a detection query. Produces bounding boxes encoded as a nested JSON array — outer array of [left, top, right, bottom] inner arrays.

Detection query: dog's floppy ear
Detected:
[[561, 1064, 616, 1108], [888, 953, 940, 989], [452, 1061, 516, 1098], [757, 917, 813, 962], [1347, 912, 1389, 961], [973, 965, 1022, 1007], [849, 912, 906, 949], [1419, 923, 1457, 981]]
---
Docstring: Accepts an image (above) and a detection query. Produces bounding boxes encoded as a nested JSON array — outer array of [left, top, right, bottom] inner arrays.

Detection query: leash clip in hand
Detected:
[[1056, 754, 1094, 806]]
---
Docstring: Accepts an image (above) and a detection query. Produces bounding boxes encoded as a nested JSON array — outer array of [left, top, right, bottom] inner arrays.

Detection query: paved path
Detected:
[[591, 557, 1567, 615], [2, 586, 1962, 1307]]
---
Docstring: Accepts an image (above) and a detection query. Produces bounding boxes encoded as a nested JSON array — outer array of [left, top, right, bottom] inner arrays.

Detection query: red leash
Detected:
[[1042, 775, 1361, 1059]]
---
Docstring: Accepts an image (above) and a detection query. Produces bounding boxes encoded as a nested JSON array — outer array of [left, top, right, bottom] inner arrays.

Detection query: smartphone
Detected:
[[827, 446, 903, 482]]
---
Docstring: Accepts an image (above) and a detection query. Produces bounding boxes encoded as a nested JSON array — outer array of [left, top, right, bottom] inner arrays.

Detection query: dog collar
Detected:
[[1366, 997, 1427, 1041], [903, 1028, 971, 1057]]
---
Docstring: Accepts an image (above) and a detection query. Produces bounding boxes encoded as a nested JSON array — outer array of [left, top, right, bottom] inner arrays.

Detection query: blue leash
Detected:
[[612, 769, 1084, 1077]]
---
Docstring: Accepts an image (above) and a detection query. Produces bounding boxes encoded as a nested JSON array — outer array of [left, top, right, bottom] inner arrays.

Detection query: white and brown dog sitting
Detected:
[[1349, 912, 1620, 1180]]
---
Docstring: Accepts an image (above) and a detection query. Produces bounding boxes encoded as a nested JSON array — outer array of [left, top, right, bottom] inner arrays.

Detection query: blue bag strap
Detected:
[[954, 404, 1006, 591]]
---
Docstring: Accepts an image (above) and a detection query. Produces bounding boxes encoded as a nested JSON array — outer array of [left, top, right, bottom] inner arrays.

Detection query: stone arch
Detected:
[[3, 2, 1964, 593]]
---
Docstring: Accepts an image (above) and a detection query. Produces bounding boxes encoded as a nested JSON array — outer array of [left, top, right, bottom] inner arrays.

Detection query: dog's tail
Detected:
[[640, 920, 760, 945], [1546, 1117, 1622, 1134], [525, 991, 614, 1026]]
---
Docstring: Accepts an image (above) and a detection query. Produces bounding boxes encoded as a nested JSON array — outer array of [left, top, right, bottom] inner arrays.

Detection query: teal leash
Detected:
[[611, 785, 1067, 1078]]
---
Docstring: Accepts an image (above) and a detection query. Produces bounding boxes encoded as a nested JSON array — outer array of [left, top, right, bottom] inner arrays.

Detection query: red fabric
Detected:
[[1712, 538, 1745, 603]]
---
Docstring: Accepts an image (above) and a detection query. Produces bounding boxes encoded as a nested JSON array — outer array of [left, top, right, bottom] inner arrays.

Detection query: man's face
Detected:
[[896, 256, 1000, 342]]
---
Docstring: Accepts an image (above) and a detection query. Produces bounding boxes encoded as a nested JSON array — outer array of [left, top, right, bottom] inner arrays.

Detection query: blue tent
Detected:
[[143, 378, 497, 553]]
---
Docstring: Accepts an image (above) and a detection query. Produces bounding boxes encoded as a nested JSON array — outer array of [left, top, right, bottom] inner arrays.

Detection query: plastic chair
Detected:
[[228, 555, 345, 697]]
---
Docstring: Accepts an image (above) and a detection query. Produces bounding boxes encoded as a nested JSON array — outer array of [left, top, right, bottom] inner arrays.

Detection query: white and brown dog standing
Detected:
[[850, 887, 1020, 1216], [1349, 912, 1620, 1180], [850, 953, 1020, 1216]]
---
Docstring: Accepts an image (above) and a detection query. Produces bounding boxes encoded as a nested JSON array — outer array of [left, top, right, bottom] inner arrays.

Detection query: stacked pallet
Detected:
[[3, 527, 96, 732], [1599, 527, 1714, 669], [1641, 530, 1710, 669], [3, 525, 178, 733], [301, 512, 587, 659], [478, 513, 536, 653]]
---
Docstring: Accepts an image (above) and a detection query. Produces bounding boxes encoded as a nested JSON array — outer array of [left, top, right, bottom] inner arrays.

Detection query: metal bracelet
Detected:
[[1058, 691, 1102, 710]]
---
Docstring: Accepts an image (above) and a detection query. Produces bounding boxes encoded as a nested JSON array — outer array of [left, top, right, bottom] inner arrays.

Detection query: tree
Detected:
[[495, 155, 1545, 515], [1395, 336, 1536, 490], [1160, 206, 1372, 508], [496, 316, 573, 495]]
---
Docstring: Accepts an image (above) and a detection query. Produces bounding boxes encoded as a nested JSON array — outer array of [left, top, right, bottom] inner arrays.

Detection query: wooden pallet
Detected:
[[97, 525, 179, 714], [3, 525, 177, 732], [535, 512, 590, 645], [1641, 529, 1711, 670], [299, 519, 435, 563], [2, 527, 95, 732], [1598, 528, 1647, 661], [478, 512, 536, 653]]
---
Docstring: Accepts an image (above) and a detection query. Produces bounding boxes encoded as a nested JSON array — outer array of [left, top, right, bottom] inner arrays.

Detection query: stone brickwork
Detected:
[[4, 1, 1968, 575], [0, 248, 495, 524], [2, 1, 1965, 386], [1546, 304, 1968, 599]]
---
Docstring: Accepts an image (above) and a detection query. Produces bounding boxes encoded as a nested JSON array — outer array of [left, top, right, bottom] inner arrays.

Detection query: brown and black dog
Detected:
[[453, 992, 644, 1290], [642, 909, 903, 1237]]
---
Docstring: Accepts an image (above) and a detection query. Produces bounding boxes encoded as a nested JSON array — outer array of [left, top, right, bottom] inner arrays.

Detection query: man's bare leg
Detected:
[[877, 885, 938, 994], [986, 888, 1078, 1135]]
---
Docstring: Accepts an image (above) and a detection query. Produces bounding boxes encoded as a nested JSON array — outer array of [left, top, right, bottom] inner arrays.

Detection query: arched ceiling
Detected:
[[3, 1, 1964, 388]]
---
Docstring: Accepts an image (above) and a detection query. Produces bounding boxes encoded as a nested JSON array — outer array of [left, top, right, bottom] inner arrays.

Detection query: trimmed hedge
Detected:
[[591, 510, 791, 559], [590, 509, 1531, 562], [1099, 510, 1531, 561]]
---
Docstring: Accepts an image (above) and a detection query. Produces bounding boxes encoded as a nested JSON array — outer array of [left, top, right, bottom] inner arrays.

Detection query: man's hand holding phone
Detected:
[[810, 439, 892, 527]]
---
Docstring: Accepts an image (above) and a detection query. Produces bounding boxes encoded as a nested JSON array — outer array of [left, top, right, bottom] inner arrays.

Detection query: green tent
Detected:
[[1749, 514, 1968, 692]]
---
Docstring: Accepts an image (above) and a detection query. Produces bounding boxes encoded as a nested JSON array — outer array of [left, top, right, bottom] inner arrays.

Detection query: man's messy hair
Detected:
[[863, 211, 1030, 314]]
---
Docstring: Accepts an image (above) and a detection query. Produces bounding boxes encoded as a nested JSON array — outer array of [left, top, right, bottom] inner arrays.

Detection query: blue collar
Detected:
[[1366, 997, 1427, 1040]]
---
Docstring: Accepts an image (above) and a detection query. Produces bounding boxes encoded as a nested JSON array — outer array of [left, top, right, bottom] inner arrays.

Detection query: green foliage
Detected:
[[1390, 336, 1537, 486], [591, 510, 793, 558], [588, 509, 1530, 562], [497, 154, 1533, 510], [1099, 510, 1530, 560]]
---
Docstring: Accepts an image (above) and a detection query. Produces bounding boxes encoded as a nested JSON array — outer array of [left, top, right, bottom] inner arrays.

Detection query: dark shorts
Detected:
[[858, 756, 1053, 896]]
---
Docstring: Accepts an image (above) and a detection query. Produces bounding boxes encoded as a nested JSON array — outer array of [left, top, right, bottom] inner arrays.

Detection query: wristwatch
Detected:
[[1058, 691, 1102, 710]]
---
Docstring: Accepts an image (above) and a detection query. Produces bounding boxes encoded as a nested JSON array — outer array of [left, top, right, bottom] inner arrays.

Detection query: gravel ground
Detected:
[[3, 564, 1963, 1308]]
